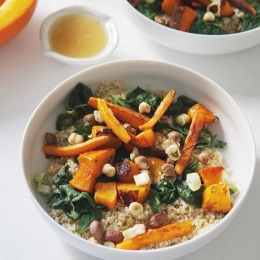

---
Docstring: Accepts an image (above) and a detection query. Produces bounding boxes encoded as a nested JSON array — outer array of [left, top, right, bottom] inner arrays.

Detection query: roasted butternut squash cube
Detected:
[[147, 156, 166, 182], [69, 163, 96, 193], [94, 182, 117, 210], [78, 148, 115, 177], [117, 182, 150, 206], [199, 166, 223, 187], [116, 159, 140, 183], [202, 183, 231, 213]]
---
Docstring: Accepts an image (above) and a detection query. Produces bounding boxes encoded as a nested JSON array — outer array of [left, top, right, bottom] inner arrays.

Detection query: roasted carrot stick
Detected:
[[97, 98, 131, 144], [43, 136, 110, 157], [228, 0, 256, 16], [116, 221, 193, 250], [175, 110, 205, 175], [88, 97, 150, 129], [139, 89, 176, 131], [175, 104, 218, 175]]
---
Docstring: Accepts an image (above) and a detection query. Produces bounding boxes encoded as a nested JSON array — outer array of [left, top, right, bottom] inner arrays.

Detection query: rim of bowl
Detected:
[[40, 5, 119, 65], [20, 59, 256, 259]]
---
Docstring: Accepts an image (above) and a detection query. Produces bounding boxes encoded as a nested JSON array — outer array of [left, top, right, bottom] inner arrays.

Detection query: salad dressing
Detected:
[[49, 14, 108, 58]]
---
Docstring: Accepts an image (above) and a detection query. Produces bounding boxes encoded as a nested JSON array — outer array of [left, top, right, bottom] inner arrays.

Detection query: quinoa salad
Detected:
[[34, 80, 238, 250]]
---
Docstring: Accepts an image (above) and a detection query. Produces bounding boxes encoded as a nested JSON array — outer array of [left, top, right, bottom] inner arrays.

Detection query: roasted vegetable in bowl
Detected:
[[34, 80, 238, 250], [128, 0, 260, 34]]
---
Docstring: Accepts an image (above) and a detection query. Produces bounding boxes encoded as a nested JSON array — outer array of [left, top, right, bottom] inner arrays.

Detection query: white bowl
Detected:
[[40, 5, 119, 65], [121, 1, 260, 55], [21, 60, 255, 260]]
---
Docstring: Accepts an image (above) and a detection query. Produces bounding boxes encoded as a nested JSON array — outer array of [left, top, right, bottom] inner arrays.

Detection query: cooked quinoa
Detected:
[[45, 80, 233, 250]]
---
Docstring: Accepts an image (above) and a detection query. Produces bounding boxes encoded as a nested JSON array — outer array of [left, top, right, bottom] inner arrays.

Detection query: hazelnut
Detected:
[[149, 213, 166, 228], [198, 151, 210, 164], [167, 131, 181, 144], [104, 230, 124, 243], [134, 155, 150, 170], [161, 163, 176, 177], [83, 113, 97, 126], [89, 220, 104, 242], [44, 133, 56, 145]]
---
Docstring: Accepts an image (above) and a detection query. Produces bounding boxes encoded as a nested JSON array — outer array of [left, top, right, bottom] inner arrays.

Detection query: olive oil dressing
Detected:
[[49, 14, 108, 58]]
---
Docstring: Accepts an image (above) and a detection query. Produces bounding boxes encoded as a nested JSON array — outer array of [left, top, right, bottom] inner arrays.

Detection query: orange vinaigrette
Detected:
[[49, 14, 108, 58]]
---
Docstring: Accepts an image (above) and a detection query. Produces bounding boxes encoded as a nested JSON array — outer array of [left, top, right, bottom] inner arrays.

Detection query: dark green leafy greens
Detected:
[[48, 164, 107, 233], [175, 161, 204, 208], [241, 0, 260, 32], [110, 86, 197, 116], [197, 129, 227, 149], [66, 83, 94, 118], [49, 184, 106, 233], [152, 176, 178, 204], [148, 189, 161, 213], [176, 183, 204, 208], [56, 83, 93, 130], [148, 161, 205, 212], [74, 122, 92, 141], [154, 121, 226, 150], [190, 9, 226, 35], [53, 165, 73, 188], [136, 0, 163, 20], [166, 95, 197, 115], [56, 113, 75, 131]]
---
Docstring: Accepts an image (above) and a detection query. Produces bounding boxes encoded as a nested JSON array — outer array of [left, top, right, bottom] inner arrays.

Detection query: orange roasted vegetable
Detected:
[[69, 164, 96, 193], [220, 1, 235, 16], [136, 129, 156, 146], [125, 129, 157, 152], [139, 89, 176, 131], [94, 182, 117, 210], [199, 166, 224, 187], [187, 103, 218, 128], [191, 0, 211, 7], [175, 104, 218, 175], [202, 183, 232, 213], [97, 98, 131, 143], [228, 0, 256, 16], [147, 156, 166, 183], [88, 97, 150, 129], [162, 0, 183, 16], [116, 221, 193, 250], [78, 148, 115, 178], [128, 131, 167, 159], [117, 183, 150, 206], [43, 136, 110, 157], [116, 159, 140, 183], [91, 126, 122, 149], [168, 6, 197, 32], [175, 110, 205, 175]]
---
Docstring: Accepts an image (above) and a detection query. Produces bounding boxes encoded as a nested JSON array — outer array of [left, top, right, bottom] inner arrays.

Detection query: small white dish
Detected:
[[40, 5, 119, 65]]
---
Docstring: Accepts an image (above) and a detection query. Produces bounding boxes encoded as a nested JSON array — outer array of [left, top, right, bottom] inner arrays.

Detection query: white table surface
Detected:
[[1, 0, 260, 259]]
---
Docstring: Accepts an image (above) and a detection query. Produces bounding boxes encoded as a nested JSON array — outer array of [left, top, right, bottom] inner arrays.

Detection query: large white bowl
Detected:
[[121, 1, 260, 55], [21, 60, 255, 260]]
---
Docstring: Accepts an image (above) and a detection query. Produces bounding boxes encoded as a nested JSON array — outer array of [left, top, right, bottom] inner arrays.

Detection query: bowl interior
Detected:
[[21, 60, 255, 260], [40, 5, 119, 65]]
